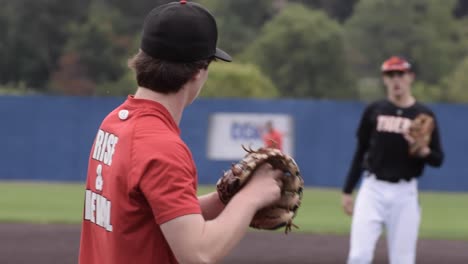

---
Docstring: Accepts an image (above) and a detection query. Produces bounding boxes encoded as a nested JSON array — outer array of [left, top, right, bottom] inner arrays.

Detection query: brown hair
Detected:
[[128, 50, 214, 94]]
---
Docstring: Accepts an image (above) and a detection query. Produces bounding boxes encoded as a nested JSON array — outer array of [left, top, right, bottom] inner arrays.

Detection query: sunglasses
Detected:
[[383, 71, 407, 78]]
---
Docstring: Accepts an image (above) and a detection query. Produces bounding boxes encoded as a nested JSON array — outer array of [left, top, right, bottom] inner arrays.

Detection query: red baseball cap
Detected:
[[381, 56, 411, 72]]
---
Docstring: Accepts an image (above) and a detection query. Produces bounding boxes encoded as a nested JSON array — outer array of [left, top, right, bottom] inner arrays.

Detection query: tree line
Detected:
[[1, 0, 468, 102]]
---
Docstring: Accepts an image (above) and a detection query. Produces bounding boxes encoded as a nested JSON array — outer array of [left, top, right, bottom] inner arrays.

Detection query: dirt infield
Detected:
[[1, 223, 467, 264]]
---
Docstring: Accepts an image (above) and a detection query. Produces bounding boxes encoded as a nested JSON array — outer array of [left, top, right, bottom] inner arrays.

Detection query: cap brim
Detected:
[[215, 48, 232, 62], [381, 66, 410, 72]]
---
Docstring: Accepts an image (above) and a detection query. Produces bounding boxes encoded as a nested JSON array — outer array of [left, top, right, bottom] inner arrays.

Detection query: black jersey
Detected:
[[343, 99, 444, 194]]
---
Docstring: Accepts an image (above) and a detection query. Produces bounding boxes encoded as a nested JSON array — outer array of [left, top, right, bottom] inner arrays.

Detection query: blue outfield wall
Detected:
[[1, 95, 467, 192]]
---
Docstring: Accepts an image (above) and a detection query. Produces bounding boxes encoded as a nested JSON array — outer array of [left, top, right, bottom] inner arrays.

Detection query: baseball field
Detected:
[[0, 181, 467, 263]]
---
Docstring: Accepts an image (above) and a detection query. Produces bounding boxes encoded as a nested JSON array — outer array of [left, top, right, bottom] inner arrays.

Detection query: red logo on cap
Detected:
[[381, 56, 411, 72], [180, 0, 187, 4]]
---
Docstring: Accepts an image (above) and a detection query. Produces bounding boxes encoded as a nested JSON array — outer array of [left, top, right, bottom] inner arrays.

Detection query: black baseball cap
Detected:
[[140, 0, 232, 63]]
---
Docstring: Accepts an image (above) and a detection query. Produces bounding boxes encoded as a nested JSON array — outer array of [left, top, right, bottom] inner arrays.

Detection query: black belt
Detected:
[[365, 171, 413, 183]]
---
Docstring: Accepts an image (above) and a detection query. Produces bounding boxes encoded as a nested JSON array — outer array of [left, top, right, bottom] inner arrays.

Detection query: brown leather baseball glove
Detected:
[[408, 113, 434, 156], [216, 146, 304, 234]]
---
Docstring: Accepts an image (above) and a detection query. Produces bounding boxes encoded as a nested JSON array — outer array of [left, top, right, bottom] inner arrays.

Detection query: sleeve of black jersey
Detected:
[[423, 113, 444, 167], [342, 104, 373, 194]]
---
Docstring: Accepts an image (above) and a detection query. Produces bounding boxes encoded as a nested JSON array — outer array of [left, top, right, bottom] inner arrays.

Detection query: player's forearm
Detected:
[[198, 192, 225, 220], [343, 143, 367, 194], [161, 193, 257, 264], [425, 129, 444, 167], [343, 173, 360, 194], [198, 193, 258, 263]]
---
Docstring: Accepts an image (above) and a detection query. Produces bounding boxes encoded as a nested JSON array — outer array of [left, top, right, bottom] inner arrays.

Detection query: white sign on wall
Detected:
[[207, 113, 294, 160]]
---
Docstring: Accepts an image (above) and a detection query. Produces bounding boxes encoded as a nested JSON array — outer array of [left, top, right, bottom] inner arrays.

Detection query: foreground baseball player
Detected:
[[341, 56, 444, 264], [78, 1, 285, 263]]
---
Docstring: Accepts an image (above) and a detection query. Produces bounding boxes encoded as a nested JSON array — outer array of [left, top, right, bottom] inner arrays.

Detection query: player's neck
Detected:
[[134, 87, 185, 124], [388, 93, 415, 108]]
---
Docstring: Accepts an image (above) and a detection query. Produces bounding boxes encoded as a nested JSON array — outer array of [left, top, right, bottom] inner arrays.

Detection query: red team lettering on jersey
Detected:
[[79, 96, 202, 264]]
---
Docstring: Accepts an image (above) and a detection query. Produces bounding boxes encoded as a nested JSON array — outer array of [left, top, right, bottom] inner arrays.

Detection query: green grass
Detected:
[[0, 182, 85, 224], [0, 182, 467, 240]]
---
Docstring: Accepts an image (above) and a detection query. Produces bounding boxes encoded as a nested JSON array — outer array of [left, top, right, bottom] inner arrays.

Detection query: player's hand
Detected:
[[341, 194, 354, 216], [404, 132, 431, 157], [403, 133, 431, 157], [240, 163, 283, 210], [403, 132, 415, 145], [417, 146, 431, 157]]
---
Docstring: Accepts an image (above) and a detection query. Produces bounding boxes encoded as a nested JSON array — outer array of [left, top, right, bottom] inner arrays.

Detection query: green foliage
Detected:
[[65, 2, 129, 83], [94, 68, 137, 97], [95, 60, 279, 98], [0, 82, 37, 95], [355, 78, 443, 103], [411, 81, 443, 103], [242, 4, 355, 98], [345, 0, 466, 86], [355, 78, 385, 102], [201, 62, 279, 98], [2, 0, 468, 102], [0, 0, 90, 90], [290, 0, 359, 22], [105, 0, 177, 34], [199, 0, 276, 55], [441, 56, 468, 103], [457, 18, 468, 62], [50, 2, 131, 95]]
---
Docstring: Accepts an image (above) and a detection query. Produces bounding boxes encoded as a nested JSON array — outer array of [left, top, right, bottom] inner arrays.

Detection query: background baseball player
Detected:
[[262, 120, 284, 151], [79, 1, 285, 263], [341, 56, 445, 264]]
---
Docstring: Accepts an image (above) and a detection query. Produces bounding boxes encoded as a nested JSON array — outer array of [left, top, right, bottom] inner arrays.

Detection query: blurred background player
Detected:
[[341, 56, 444, 264], [78, 1, 283, 264], [262, 120, 284, 151]]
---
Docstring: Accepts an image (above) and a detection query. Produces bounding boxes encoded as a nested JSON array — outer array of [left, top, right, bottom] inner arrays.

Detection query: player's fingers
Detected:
[[256, 162, 274, 172], [343, 203, 353, 216], [341, 197, 353, 216], [404, 133, 415, 144], [346, 204, 353, 216], [274, 176, 284, 190], [269, 168, 284, 182], [251, 163, 274, 180]]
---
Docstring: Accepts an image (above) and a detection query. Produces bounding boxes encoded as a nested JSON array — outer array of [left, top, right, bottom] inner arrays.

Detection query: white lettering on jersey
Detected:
[[84, 189, 113, 232], [92, 130, 104, 160], [377, 115, 411, 134], [92, 129, 119, 166], [95, 164, 104, 191]]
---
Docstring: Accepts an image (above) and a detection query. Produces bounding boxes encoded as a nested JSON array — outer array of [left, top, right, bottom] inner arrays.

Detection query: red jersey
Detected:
[[262, 129, 283, 151], [79, 96, 201, 264]]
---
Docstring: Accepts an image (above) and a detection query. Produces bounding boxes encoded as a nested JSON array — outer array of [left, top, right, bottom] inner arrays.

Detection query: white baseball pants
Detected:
[[347, 174, 421, 264]]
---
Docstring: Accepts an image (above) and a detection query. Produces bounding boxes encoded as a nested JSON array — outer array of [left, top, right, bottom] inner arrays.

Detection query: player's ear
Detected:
[[190, 57, 213, 82], [191, 68, 205, 82]]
